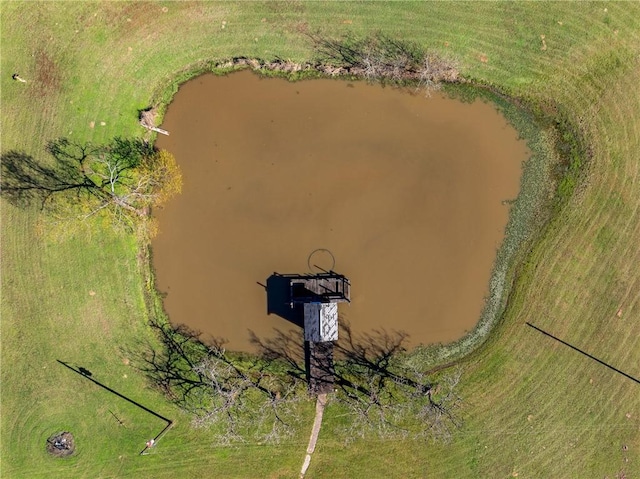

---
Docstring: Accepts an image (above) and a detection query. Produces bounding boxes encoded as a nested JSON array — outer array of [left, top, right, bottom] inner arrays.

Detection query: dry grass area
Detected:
[[2, 2, 640, 478]]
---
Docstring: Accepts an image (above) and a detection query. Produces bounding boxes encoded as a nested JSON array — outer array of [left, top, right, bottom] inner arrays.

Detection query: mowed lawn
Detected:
[[2, 2, 640, 478]]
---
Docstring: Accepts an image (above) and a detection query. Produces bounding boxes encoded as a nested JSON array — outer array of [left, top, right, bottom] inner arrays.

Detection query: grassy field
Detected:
[[2, 2, 640, 478]]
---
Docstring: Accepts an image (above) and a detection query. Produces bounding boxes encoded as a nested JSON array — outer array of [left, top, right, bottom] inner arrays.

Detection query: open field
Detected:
[[2, 2, 639, 478]]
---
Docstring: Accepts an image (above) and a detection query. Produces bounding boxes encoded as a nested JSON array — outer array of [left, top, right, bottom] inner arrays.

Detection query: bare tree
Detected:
[[307, 31, 458, 88], [133, 319, 462, 444], [329, 322, 463, 442], [414, 368, 463, 442], [248, 322, 464, 442], [132, 321, 305, 444], [191, 346, 306, 444]]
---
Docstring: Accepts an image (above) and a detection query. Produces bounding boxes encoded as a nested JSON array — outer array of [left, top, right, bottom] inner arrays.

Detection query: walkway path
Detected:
[[299, 393, 328, 478]]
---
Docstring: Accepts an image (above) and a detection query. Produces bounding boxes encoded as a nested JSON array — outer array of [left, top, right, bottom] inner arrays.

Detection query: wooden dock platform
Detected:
[[287, 272, 350, 304]]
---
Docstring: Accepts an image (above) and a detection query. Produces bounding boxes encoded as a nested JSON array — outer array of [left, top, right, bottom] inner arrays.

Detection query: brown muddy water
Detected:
[[152, 70, 528, 352]]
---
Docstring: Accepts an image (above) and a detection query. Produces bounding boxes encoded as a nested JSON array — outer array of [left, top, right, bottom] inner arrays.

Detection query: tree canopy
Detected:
[[1, 137, 182, 232]]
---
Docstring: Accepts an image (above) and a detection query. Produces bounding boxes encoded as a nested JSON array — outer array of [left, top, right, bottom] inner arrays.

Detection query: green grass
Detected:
[[2, 2, 640, 478]]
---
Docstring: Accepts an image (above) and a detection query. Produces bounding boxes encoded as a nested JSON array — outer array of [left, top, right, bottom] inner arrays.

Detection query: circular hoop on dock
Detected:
[[307, 248, 335, 273]]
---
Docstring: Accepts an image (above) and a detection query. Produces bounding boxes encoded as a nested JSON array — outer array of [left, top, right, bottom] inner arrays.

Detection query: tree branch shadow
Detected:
[[125, 319, 308, 444], [0, 148, 93, 209], [128, 317, 462, 443], [1, 138, 160, 232], [250, 319, 463, 441]]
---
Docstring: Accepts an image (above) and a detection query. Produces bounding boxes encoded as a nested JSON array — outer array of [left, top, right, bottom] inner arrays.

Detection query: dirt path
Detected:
[[299, 393, 328, 478]]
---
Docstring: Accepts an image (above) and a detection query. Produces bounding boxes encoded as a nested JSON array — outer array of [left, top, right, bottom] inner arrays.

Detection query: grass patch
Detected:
[[3, 2, 640, 478]]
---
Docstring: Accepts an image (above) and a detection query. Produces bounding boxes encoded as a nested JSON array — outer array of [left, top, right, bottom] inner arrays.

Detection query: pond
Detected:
[[152, 70, 528, 352]]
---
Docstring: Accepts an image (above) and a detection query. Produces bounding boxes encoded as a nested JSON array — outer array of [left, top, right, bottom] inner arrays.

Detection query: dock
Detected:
[[286, 272, 350, 304], [143, 125, 170, 136], [266, 271, 350, 396]]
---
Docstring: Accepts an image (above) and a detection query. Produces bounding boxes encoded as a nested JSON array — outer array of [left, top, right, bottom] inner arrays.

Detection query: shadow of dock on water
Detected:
[[265, 274, 304, 328]]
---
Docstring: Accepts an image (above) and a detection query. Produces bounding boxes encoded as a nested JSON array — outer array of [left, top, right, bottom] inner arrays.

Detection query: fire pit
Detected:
[[46, 431, 75, 457]]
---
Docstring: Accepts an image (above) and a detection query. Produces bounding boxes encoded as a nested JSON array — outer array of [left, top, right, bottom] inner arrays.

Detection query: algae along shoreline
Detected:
[[414, 82, 564, 369], [148, 67, 564, 364]]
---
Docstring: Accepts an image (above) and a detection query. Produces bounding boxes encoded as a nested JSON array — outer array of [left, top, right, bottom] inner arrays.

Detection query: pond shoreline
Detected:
[[140, 59, 587, 371]]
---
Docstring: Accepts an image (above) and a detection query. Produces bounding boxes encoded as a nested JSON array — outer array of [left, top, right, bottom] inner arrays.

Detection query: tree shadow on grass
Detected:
[[0, 146, 95, 209], [129, 318, 463, 442], [125, 320, 307, 444], [122, 321, 218, 407]]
